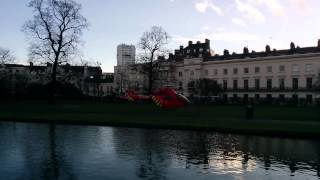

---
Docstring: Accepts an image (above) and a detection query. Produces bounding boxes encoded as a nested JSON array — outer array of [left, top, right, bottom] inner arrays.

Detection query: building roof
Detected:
[[205, 46, 320, 62]]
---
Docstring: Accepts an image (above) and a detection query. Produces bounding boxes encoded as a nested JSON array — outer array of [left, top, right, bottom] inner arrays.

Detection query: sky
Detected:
[[0, 0, 320, 72]]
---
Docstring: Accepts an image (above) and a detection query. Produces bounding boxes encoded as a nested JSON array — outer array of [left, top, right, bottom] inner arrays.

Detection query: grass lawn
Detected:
[[0, 101, 319, 137]]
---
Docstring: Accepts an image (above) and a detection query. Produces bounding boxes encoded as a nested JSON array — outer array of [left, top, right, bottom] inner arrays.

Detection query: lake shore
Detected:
[[1, 101, 320, 138]]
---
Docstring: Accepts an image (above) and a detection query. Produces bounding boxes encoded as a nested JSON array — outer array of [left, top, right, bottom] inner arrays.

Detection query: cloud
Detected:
[[195, 0, 224, 16], [201, 26, 210, 31], [248, 0, 284, 16], [235, 0, 266, 24], [286, 0, 310, 15], [232, 17, 247, 27]]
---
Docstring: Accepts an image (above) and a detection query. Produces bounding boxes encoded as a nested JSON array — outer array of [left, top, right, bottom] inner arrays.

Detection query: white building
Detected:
[[114, 39, 320, 103], [117, 44, 136, 66]]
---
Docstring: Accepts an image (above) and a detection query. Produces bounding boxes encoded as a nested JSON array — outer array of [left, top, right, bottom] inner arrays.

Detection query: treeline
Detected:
[[0, 79, 85, 100]]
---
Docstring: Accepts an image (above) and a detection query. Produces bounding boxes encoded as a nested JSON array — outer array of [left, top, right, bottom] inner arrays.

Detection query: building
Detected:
[[117, 44, 136, 66], [114, 44, 138, 93], [0, 62, 105, 97], [114, 39, 320, 103], [99, 73, 115, 96]]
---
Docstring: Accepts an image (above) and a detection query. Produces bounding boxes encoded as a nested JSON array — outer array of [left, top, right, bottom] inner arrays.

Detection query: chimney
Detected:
[[318, 39, 320, 48], [180, 46, 183, 50], [243, 47, 249, 54], [205, 39, 210, 44], [169, 53, 174, 59], [265, 45, 271, 53], [29, 62, 33, 67], [223, 49, 230, 56], [188, 41, 192, 45], [197, 41, 201, 44], [290, 42, 295, 50]]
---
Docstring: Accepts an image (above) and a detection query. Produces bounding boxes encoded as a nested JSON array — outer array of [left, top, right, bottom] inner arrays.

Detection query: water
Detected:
[[0, 122, 319, 180]]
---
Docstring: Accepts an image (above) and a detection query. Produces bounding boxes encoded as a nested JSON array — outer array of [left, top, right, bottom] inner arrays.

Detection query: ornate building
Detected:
[[115, 39, 320, 103]]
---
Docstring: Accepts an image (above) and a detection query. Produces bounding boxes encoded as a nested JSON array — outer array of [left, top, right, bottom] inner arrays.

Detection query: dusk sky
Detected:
[[0, 0, 319, 72]]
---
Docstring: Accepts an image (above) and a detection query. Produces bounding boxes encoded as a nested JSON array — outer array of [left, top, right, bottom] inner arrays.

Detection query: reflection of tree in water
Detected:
[[237, 135, 320, 176], [112, 128, 170, 180], [17, 123, 76, 180], [263, 156, 271, 170], [44, 124, 77, 180], [180, 133, 210, 168]]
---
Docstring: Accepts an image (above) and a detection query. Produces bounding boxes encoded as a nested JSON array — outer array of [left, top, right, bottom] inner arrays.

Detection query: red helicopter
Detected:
[[120, 87, 190, 108]]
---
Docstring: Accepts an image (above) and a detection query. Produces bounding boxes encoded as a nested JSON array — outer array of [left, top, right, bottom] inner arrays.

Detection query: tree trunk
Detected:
[[49, 58, 58, 104], [148, 63, 153, 94]]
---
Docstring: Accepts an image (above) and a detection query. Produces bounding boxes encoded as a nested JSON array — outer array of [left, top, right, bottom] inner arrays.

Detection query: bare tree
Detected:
[[0, 47, 15, 64], [138, 26, 170, 93], [23, 0, 88, 100]]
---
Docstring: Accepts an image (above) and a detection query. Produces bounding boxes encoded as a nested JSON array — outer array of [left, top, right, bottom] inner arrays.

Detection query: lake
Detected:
[[0, 121, 319, 180]]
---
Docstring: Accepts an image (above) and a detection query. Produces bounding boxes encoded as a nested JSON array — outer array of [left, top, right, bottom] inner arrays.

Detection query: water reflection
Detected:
[[0, 121, 319, 180]]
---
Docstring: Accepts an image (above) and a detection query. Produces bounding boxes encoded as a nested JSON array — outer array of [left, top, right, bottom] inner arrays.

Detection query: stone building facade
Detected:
[[115, 39, 320, 102]]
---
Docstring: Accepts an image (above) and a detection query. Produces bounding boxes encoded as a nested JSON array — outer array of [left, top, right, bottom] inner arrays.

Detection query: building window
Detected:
[[279, 65, 285, 73], [292, 78, 299, 90], [223, 80, 228, 90], [214, 69, 218, 76], [255, 79, 260, 90], [305, 64, 313, 73], [244, 67, 249, 74], [223, 69, 228, 75], [255, 94, 260, 101], [233, 94, 238, 100], [178, 72, 182, 77], [204, 70, 208, 76], [306, 78, 313, 89], [186, 49, 190, 54], [190, 71, 194, 76], [267, 66, 272, 73], [244, 94, 249, 102], [233, 80, 238, 90], [292, 64, 299, 73], [267, 79, 272, 90], [178, 81, 183, 90], [244, 79, 249, 90], [255, 67, 260, 74], [306, 95, 313, 104], [233, 68, 238, 75], [292, 94, 298, 104], [279, 78, 285, 90], [199, 48, 203, 52]]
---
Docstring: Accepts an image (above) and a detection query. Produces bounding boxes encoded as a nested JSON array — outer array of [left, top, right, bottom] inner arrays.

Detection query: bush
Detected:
[[25, 81, 85, 100], [0, 79, 10, 98]]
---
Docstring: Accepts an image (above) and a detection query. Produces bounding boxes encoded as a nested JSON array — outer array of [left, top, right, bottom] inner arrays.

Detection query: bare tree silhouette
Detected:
[[23, 0, 88, 102], [137, 26, 170, 93], [0, 46, 15, 64]]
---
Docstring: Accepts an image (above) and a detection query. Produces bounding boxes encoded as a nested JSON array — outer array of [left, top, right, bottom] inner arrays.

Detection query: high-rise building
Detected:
[[117, 44, 136, 66]]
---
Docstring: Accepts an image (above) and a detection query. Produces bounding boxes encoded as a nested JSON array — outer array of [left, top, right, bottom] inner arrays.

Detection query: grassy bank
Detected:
[[0, 101, 319, 138]]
